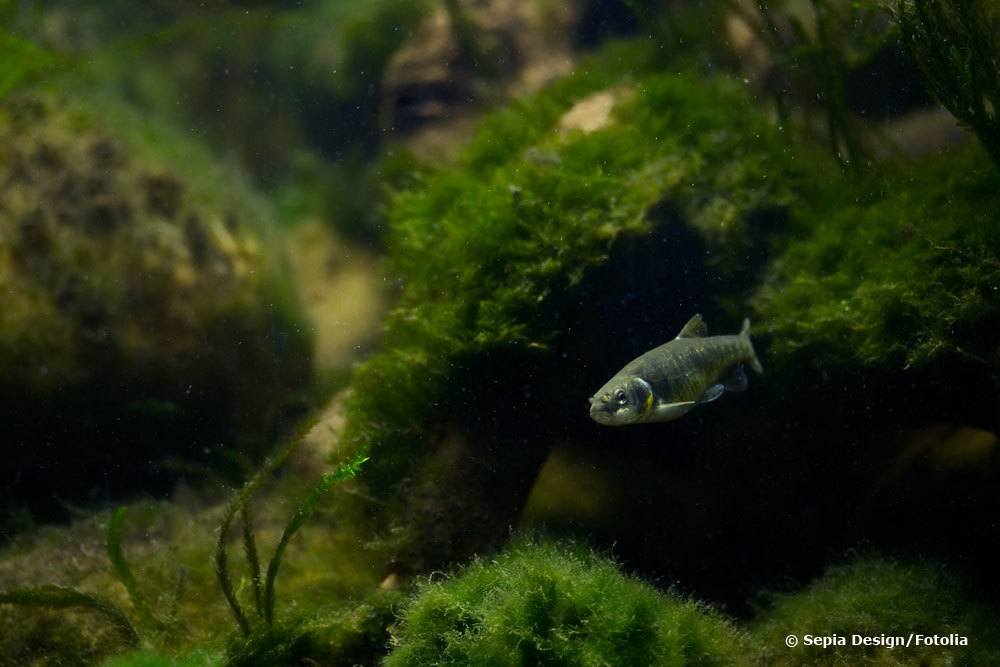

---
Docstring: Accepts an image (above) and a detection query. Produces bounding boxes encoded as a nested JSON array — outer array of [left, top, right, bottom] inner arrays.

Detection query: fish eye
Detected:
[[615, 389, 627, 404]]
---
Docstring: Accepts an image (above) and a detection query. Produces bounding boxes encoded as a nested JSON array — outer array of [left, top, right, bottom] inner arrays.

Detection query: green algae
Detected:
[[0, 32, 59, 100], [337, 41, 817, 570], [755, 556, 1000, 665], [384, 540, 753, 666], [754, 145, 1000, 374], [0, 434, 387, 666], [102, 650, 223, 667], [224, 592, 401, 667]]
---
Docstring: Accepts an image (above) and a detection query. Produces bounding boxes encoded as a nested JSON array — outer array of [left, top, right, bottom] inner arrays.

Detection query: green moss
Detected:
[[754, 145, 1000, 373], [226, 592, 401, 667], [0, 32, 60, 100], [101, 649, 223, 667], [0, 455, 389, 665], [754, 556, 1000, 665], [340, 42, 812, 525], [385, 540, 751, 666]]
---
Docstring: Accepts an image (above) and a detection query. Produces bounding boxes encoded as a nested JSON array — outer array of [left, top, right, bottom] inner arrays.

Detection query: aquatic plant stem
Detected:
[[241, 504, 264, 617], [894, 0, 1000, 168], [214, 416, 319, 636], [262, 454, 369, 625], [107, 507, 160, 633]]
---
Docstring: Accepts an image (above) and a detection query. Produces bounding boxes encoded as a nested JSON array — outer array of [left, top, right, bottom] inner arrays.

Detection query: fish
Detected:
[[588, 314, 763, 426]]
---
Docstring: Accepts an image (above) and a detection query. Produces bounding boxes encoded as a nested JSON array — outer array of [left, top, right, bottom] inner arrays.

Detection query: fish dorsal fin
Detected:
[[676, 313, 708, 339]]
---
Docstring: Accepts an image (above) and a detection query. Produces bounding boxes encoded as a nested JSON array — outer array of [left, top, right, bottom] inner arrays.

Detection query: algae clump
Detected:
[[385, 540, 753, 666], [101, 650, 222, 667], [339, 42, 814, 572], [754, 145, 1000, 376], [755, 556, 1000, 665]]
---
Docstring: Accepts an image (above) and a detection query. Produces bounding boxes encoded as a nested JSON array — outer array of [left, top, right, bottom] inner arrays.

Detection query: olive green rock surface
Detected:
[[0, 95, 312, 506]]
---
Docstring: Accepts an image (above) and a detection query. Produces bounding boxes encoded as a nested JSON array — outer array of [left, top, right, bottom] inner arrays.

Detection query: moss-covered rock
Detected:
[[0, 94, 312, 512], [385, 540, 753, 666], [755, 556, 1000, 665], [337, 41, 815, 574], [753, 144, 1000, 430]]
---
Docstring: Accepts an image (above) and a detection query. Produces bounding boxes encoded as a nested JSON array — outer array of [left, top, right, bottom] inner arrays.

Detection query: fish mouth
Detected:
[[589, 402, 614, 425]]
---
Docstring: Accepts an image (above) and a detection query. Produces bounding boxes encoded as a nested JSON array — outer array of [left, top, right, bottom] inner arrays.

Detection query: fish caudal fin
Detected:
[[741, 318, 764, 375]]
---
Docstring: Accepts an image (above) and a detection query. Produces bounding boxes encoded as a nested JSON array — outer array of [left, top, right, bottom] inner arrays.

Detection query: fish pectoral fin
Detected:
[[653, 400, 697, 420], [721, 364, 749, 393], [675, 313, 709, 339], [698, 384, 726, 404]]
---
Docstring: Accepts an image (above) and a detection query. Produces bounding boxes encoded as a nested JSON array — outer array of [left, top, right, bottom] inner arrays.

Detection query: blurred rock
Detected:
[[285, 220, 388, 375], [724, 1, 965, 159], [0, 95, 312, 514], [382, 0, 577, 156]]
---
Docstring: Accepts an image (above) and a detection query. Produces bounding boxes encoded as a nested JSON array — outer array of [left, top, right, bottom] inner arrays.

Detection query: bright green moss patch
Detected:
[[385, 540, 753, 666], [755, 556, 1000, 665], [755, 145, 1000, 373]]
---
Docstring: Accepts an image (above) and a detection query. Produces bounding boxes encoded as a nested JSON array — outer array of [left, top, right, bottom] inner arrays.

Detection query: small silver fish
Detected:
[[589, 314, 763, 426]]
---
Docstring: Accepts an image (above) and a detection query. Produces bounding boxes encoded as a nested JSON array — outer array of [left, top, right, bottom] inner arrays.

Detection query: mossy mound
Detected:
[[0, 95, 312, 512], [224, 592, 400, 667], [338, 42, 819, 572], [755, 556, 1000, 665], [755, 145, 1000, 377], [385, 540, 752, 666], [101, 650, 222, 667]]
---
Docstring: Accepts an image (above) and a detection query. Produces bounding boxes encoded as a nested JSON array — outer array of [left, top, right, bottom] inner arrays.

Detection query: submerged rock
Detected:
[[0, 96, 312, 512], [338, 42, 810, 576], [382, 0, 578, 156], [753, 145, 1000, 430]]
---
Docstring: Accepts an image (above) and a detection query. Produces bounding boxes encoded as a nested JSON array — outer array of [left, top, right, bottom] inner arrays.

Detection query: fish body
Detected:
[[589, 314, 762, 426]]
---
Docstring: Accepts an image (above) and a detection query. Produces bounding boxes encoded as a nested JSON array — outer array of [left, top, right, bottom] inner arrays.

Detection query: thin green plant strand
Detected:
[[0, 585, 140, 647], [215, 416, 319, 636], [262, 454, 369, 625], [241, 504, 264, 617], [108, 507, 160, 633]]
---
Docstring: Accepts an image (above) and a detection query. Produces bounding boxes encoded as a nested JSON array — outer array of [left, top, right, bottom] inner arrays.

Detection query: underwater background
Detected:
[[1, 0, 999, 665]]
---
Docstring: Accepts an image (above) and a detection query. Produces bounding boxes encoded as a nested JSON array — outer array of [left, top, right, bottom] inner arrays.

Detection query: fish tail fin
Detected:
[[741, 318, 764, 375]]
